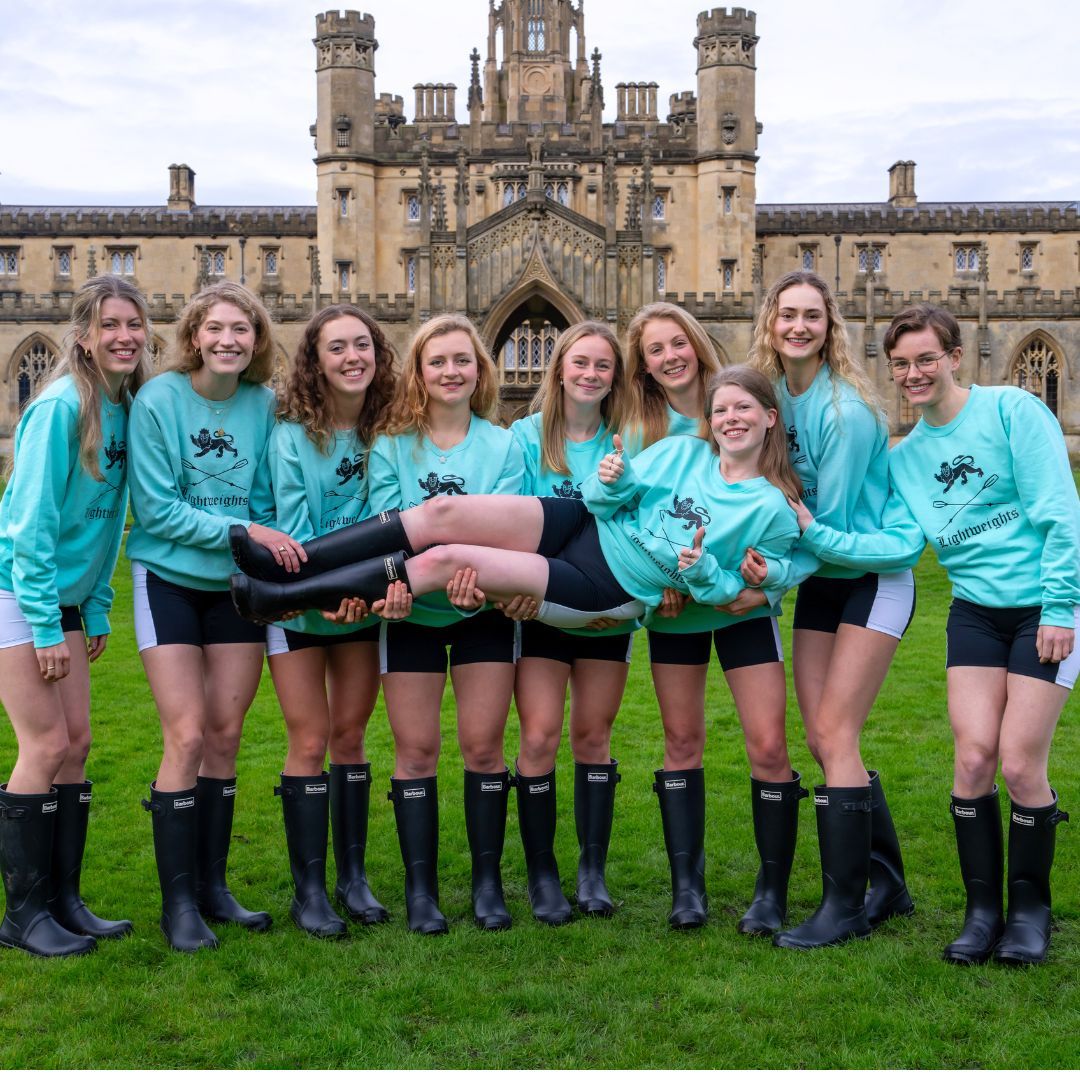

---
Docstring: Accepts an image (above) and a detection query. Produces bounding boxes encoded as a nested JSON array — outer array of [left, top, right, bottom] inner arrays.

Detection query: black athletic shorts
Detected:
[[648, 617, 783, 671], [379, 608, 515, 674], [266, 621, 380, 656], [132, 561, 265, 650], [946, 598, 1079, 689], [793, 570, 916, 640], [517, 620, 633, 665]]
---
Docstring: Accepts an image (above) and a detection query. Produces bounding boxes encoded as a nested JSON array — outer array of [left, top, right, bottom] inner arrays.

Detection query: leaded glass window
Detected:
[[57, 249, 72, 276], [1021, 245, 1035, 271], [656, 254, 667, 292], [1013, 338, 1061, 416], [18, 341, 56, 410], [557, 183, 569, 206], [954, 246, 979, 272], [652, 194, 665, 220], [0, 249, 17, 275], [407, 194, 421, 221], [110, 250, 135, 276], [407, 255, 416, 293], [264, 250, 278, 276]]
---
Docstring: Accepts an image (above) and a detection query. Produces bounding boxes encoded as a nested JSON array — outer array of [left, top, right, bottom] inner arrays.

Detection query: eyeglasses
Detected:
[[887, 350, 953, 377]]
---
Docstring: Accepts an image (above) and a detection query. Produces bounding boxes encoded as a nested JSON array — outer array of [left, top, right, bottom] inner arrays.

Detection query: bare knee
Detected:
[[289, 730, 331, 775], [328, 727, 366, 765], [664, 722, 705, 771], [954, 738, 998, 793], [163, 724, 206, 775], [460, 732, 506, 774], [999, 752, 1047, 804], [26, 728, 72, 779], [421, 496, 462, 542], [744, 730, 791, 779]]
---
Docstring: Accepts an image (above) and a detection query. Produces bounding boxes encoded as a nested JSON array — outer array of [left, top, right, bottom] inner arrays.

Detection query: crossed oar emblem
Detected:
[[933, 473, 1000, 529], [182, 457, 250, 490]]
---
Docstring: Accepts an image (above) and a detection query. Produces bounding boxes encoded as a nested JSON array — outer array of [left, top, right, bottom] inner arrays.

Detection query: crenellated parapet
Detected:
[[694, 7, 758, 68], [314, 10, 377, 71], [756, 202, 1080, 236], [0, 206, 317, 239]]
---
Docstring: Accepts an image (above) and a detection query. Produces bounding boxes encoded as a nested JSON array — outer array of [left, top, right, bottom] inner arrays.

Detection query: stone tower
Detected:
[[693, 7, 759, 300], [313, 11, 378, 297], [483, 0, 590, 124]]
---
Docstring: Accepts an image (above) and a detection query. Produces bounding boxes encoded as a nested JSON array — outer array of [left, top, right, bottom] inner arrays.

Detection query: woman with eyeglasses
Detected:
[[746, 270, 916, 950], [790, 303, 1079, 966]]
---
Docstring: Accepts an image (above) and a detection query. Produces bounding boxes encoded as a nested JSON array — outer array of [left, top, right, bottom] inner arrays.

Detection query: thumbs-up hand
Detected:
[[678, 526, 706, 571], [599, 433, 625, 484]]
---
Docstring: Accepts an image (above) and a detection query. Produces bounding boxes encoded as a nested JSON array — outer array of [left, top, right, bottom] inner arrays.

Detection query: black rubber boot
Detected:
[[773, 784, 872, 950], [943, 787, 1004, 965], [993, 791, 1068, 966], [514, 767, 572, 926], [574, 760, 620, 917], [142, 784, 218, 952], [653, 768, 708, 930], [0, 786, 96, 957], [464, 769, 512, 931], [195, 776, 272, 932], [229, 509, 413, 584], [865, 769, 915, 927], [48, 781, 132, 940], [388, 776, 447, 935], [276, 773, 347, 939], [737, 771, 807, 936], [329, 763, 388, 924], [230, 551, 410, 625]]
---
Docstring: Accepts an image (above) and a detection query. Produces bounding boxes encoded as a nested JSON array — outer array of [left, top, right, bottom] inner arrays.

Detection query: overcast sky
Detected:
[[1, 0, 1076, 208]]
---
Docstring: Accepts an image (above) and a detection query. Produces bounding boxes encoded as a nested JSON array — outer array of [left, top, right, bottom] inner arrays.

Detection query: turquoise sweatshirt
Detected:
[[581, 435, 799, 626], [367, 415, 525, 627], [0, 376, 128, 647], [127, 371, 276, 590], [801, 385, 1080, 628], [511, 411, 638, 637], [269, 420, 378, 636]]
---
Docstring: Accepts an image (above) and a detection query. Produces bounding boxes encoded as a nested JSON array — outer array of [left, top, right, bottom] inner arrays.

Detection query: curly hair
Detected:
[[33, 275, 154, 481], [277, 304, 397, 454], [704, 366, 801, 502], [748, 270, 882, 415], [624, 302, 722, 450], [379, 313, 498, 438], [167, 280, 277, 384], [526, 321, 627, 476]]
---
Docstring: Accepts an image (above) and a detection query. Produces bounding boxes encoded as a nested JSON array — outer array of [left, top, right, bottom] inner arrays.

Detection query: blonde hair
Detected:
[[278, 304, 397, 454], [748, 270, 882, 415], [528, 321, 627, 475], [167, 280, 277, 384], [704, 366, 802, 502], [624, 302, 721, 450], [35, 275, 153, 480], [379, 314, 498, 437]]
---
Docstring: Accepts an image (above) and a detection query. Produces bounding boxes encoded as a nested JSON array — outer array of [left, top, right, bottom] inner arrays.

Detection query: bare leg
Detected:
[[948, 667, 1006, 798], [652, 661, 708, 771], [269, 648, 333, 776], [142, 645, 209, 791], [200, 644, 265, 779], [568, 659, 628, 764], [998, 674, 1068, 806], [725, 661, 791, 782], [451, 662, 514, 773], [382, 672, 443, 779], [405, 544, 550, 605], [401, 495, 545, 553], [1, 643, 71, 793], [326, 642, 380, 765], [515, 657, 571, 775], [53, 631, 93, 784]]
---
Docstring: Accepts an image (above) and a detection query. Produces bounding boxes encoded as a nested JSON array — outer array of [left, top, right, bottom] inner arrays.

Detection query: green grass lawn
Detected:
[[0, 547, 1078, 1067]]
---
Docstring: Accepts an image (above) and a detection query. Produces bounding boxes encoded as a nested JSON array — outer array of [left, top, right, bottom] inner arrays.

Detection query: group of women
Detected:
[[1, 268, 1076, 969]]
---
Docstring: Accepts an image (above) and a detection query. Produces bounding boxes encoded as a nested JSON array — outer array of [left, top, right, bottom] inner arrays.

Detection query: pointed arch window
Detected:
[[502, 320, 560, 384], [526, 0, 546, 52], [17, 340, 57, 411], [1013, 337, 1061, 417], [656, 254, 667, 293]]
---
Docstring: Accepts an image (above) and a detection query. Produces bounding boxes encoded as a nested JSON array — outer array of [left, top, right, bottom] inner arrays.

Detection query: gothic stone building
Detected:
[[2, 3, 1078, 454]]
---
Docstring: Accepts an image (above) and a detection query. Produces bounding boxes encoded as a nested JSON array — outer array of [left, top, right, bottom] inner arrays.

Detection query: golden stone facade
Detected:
[[2, 3, 1077, 453]]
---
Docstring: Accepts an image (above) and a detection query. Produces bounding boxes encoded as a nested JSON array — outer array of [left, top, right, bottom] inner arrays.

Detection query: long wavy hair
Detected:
[[379, 313, 499, 438], [167, 280, 277, 384], [277, 304, 397, 453], [704, 366, 802, 502], [624, 302, 722, 450], [748, 270, 882, 415], [32, 274, 154, 481], [528, 321, 627, 476]]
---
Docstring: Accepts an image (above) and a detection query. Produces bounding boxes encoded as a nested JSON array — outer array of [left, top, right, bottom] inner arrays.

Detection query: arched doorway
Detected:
[[493, 296, 570, 391], [1011, 333, 1062, 417]]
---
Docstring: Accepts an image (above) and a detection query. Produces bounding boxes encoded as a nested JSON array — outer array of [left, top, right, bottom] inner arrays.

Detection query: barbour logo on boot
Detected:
[[174, 796, 195, 810], [79, 792, 92, 803], [379, 511, 391, 524], [814, 794, 829, 806], [403, 787, 425, 799], [953, 805, 976, 818], [384, 556, 399, 581], [1012, 812, 1035, 827], [760, 790, 782, 801], [665, 779, 686, 791], [346, 771, 367, 783], [223, 785, 237, 797], [306, 783, 328, 795], [481, 781, 503, 792], [587, 772, 608, 783], [528, 782, 550, 794], [42, 800, 58, 814]]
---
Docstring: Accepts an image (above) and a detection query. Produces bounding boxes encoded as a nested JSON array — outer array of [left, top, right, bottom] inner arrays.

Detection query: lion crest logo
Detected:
[[661, 494, 712, 532], [336, 453, 365, 485], [103, 433, 127, 470], [418, 472, 468, 500], [551, 478, 582, 500], [190, 428, 237, 458], [935, 455, 984, 494]]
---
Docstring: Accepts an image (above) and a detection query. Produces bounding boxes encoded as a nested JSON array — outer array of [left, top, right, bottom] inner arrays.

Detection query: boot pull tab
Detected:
[[797, 785, 809, 800], [0, 805, 26, 820], [1048, 808, 1069, 829], [140, 798, 156, 814]]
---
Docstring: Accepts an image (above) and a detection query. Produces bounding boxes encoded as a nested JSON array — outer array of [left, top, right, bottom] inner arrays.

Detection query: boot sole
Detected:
[[942, 947, 993, 965], [0, 933, 96, 958], [773, 927, 871, 950], [993, 948, 1046, 966], [867, 896, 916, 928]]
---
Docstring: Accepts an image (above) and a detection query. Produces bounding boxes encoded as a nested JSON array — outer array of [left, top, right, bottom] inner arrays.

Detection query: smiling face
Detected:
[[888, 325, 960, 413], [420, 329, 478, 408], [708, 382, 776, 461], [192, 301, 255, 377], [771, 283, 829, 367], [81, 296, 146, 394], [317, 314, 376, 404], [639, 317, 700, 397], [560, 333, 616, 409]]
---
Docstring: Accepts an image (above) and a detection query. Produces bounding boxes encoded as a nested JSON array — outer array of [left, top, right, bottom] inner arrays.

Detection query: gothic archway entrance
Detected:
[[493, 296, 570, 395]]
